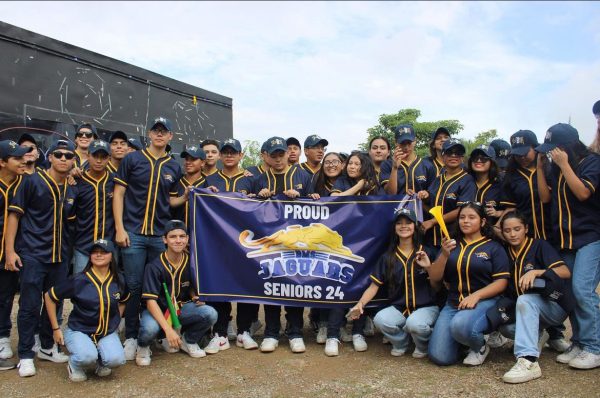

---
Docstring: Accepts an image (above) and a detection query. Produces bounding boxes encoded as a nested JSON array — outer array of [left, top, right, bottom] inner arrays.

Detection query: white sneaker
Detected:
[[32, 334, 41, 354], [556, 344, 581, 364], [487, 331, 508, 349], [180, 340, 207, 358], [37, 344, 69, 363], [135, 346, 152, 366], [0, 337, 13, 359], [548, 338, 571, 353], [155, 338, 179, 353], [502, 357, 542, 384], [325, 338, 339, 357], [205, 334, 230, 354], [340, 327, 353, 343], [17, 358, 36, 377], [391, 347, 406, 357], [363, 317, 375, 336], [227, 321, 237, 341], [412, 347, 428, 359], [236, 332, 258, 350], [568, 350, 600, 369], [67, 364, 87, 382], [289, 338, 306, 353], [123, 338, 138, 361], [352, 334, 367, 352], [537, 330, 550, 353], [250, 319, 263, 336], [260, 338, 279, 352], [95, 365, 112, 377], [316, 326, 327, 344], [463, 344, 490, 366]]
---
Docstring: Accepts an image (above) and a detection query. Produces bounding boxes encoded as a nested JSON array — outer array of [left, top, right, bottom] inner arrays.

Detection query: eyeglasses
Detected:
[[472, 156, 491, 163], [52, 151, 75, 160], [324, 159, 341, 167], [150, 128, 170, 135], [76, 132, 94, 138]]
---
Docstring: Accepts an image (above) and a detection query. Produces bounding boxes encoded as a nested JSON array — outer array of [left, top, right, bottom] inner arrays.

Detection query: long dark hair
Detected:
[[455, 202, 495, 241], [312, 152, 343, 196], [499, 210, 529, 232], [344, 152, 380, 195], [501, 149, 536, 193], [552, 140, 591, 175], [467, 153, 498, 183], [82, 250, 125, 292], [382, 215, 422, 297]]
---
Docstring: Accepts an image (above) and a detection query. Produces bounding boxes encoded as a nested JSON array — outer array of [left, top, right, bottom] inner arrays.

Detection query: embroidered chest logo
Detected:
[[474, 252, 490, 260], [445, 193, 457, 200], [524, 262, 534, 271], [416, 175, 427, 182], [181, 281, 190, 288], [112, 292, 121, 300], [163, 174, 174, 183], [295, 184, 303, 189]]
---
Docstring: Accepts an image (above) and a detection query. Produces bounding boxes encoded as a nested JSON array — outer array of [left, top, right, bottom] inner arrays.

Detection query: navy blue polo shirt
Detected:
[[205, 170, 252, 194], [49, 270, 129, 342], [444, 237, 510, 307], [475, 178, 503, 209], [299, 162, 320, 176], [254, 165, 312, 196], [114, 148, 182, 236], [500, 167, 551, 240], [547, 154, 600, 250], [380, 157, 436, 195], [172, 175, 206, 228], [426, 169, 476, 247], [74, 152, 90, 171], [370, 245, 438, 315], [331, 176, 385, 196], [68, 171, 115, 255], [9, 170, 74, 263], [0, 175, 23, 266], [107, 160, 119, 174], [246, 164, 268, 193], [308, 177, 336, 197], [141, 252, 194, 312], [425, 156, 444, 177], [507, 237, 565, 297]]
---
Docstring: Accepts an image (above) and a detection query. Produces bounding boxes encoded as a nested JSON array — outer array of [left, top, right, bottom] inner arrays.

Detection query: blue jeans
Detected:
[[17, 255, 68, 359], [561, 240, 600, 354], [121, 233, 165, 339], [137, 303, 217, 347], [64, 328, 125, 371], [428, 299, 496, 366], [373, 305, 440, 352]]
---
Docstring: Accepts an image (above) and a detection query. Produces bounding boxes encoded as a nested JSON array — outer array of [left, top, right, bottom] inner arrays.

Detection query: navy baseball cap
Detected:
[[470, 144, 496, 160], [150, 117, 172, 132], [489, 139, 511, 168], [535, 123, 579, 153], [593, 100, 600, 116], [89, 140, 110, 156], [264, 137, 288, 154], [220, 138, 242, 153], [77, 123, 98, 137], [394, 124, 416, 143], [287, 137, 301, 148], [127, 138, 142, 150], [260, 141, 268, 153], [17, 133, 38, 147], [181, 145, 206, 160], [509, 130, 538, 157], [339, 152, 349, 162], [441, 138, 465, 155], [109, 130, 128, 143], [0, 140, 32, 158], [91, 239, 115, 253], [164, 219, 187, 236], [47, 139, 76, 153], [431, 127, 451, 140], [304, 135, 328, 148], [394, 207, 417, 223], [486, 296, 516, 331]]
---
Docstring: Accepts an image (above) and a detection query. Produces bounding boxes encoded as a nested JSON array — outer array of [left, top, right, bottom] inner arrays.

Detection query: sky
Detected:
[[2, 1, 600, 153]]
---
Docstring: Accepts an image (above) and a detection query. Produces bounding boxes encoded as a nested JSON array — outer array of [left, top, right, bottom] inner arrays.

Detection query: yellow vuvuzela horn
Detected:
[[428, 206, 451, 239]]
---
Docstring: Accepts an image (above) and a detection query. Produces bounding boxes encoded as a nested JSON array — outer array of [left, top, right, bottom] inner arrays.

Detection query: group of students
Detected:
[[0, 101, 598, 385]]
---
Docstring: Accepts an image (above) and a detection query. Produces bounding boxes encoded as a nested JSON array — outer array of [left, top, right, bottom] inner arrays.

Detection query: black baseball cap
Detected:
[[286, 137, 301, 148], [47, 139, 76, 153], [0, 140, 32, 158], [17, 133, 38, 147], [304, 135, 328, 148], [77, 123, 98, 137], [164, 220, 187, 236], [489, 139, 511, 168], [150, 117, 173, 132], [394, 124, 416, 143], [441, 138, 465, 155], [394, 207, 417, 223], [220, 138, 242, 153], [593, 100, 600, 116], [431, 127, 451, 141], [535, 123, 579, 153], [89, 140, 110, 156], [181, 145, 206, 160], [127, 138, 143, 150], [109, 130, 128, 143], [91, 239, 115, 253], [470, 144, 496, 160], [264, 137, 288, 154], [509, 130, 538, 157], [486, 296, 516, 331]]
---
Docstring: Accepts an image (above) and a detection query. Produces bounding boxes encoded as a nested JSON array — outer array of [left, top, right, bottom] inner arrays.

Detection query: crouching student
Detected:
[[44, 239, 129, 382], [135, 220, 217, 366], [347, 208, 439, 358], [495, 211, 573, 383]]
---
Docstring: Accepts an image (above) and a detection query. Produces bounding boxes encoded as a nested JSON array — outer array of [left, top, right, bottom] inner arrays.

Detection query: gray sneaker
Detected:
[[569, 350, 600, 369], [0, 358, 16, 371]]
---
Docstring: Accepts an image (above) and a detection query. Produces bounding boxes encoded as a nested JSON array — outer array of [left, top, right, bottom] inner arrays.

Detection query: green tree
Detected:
[[240, 140, 262, 169], [362, 109, 464, 157], [460, 129, 498, 155]]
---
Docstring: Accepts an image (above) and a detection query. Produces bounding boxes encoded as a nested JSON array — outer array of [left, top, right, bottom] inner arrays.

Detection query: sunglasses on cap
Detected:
[[52, 151, 75, 160], [459, 201, 483, 209], [76, 132, 94, 138]]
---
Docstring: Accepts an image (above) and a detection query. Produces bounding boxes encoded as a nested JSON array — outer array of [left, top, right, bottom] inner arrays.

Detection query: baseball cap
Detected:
[[109, 130, 128, 143], [441, 138, 465, 155], [535, 123, 579, 153], [394, 124, 415, 143], [150, 117, 173, 132], [164, 219, 187, 236], [180, 145, 206, 160], [77, 123, 98, 137], [90, 239, 115, 253], [394, 207, 417, 223], [485, 296, 516, 331], [127, 137, 143, 150], [17, 133, 38, 147], [47, 139, 76, 153], [264, 137, 288, 154], [89, 140, 110, 156], [489, 139, 511, 168], [286, 137, 301, 148], [304, 135, 328, 148], [470, 144, 496, 160], [339, 152, 349, 162], [220, 138, 242, 153], [0, 140, 32, 158], [593, 100, 600, 116], [431, 127, 451, 141], [509, 130, 538, 157]]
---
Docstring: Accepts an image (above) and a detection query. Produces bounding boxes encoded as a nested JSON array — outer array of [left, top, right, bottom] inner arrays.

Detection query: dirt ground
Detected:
[[0, 301, 598, 398]]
